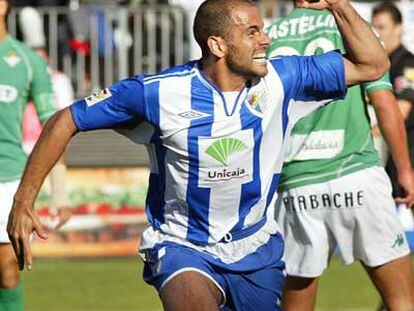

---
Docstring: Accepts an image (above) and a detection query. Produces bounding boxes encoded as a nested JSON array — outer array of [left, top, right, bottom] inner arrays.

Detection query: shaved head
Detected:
[[193, 0, 257, 56]]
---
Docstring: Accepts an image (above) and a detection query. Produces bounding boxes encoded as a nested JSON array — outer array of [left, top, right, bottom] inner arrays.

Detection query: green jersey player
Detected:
[[267, 3, 414, 310], [0, 1, 60, 310]]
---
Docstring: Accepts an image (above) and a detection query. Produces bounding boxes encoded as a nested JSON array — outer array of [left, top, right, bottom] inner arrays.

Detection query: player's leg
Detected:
[[282, 276, 319, 311], [0, 181, 23, 311], [160, 271, 222, 311], [0, 244, 22, 311], [275, 186, 332, 311], [220, 232, 285, 311], [340, 167, 413, 311], [142, 243, 226, 311], [362, 255, 414, 311], [0, 244, 19, 289]]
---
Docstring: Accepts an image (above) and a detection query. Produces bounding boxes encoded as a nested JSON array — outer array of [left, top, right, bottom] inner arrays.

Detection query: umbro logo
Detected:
[[3, 52, 21, 67], [178, 110, 211, 120]]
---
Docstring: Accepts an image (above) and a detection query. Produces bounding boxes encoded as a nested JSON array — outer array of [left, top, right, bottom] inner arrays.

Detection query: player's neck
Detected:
[[201, 57, 247, 92]]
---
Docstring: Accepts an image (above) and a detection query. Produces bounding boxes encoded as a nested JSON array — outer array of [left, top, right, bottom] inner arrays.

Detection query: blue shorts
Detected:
[[142, 232, 285, 311]]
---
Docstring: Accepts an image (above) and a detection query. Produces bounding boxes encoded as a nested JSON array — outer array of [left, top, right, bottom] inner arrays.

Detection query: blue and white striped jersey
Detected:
[[70, 51, 346, 247]]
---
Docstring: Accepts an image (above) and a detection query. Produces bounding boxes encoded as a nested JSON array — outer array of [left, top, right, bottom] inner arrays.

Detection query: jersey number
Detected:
[[268, 38, 336, 57]]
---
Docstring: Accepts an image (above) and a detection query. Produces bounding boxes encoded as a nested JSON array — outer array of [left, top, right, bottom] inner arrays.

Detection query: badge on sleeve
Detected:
[[85, 88, 112, 106]]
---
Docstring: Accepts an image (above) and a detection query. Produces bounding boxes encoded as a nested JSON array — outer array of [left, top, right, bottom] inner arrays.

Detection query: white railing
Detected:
[[8, 5, 186, 97]]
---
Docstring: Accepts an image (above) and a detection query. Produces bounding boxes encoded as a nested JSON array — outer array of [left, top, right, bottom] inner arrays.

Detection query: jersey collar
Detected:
[[194, 61, 251, 117]]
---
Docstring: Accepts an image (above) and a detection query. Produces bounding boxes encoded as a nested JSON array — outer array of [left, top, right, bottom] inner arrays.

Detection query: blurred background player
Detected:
[[168, 0, 204, 60], [266, 1, 414, 310], [0, 0, 68, 310], [372, 2, 414, 208]]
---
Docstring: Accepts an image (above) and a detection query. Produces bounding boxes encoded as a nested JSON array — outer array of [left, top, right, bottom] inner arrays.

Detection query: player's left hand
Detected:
[[395, 170, 414, 208], [6, 200, 48, 271]]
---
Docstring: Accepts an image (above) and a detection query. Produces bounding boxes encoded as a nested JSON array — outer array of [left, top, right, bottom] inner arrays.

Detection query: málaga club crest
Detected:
[[247, 90, 268, 114]]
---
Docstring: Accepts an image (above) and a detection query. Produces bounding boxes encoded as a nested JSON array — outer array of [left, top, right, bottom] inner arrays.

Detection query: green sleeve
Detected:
[[361, 23, 393, 94], [29, 53, 56, 124], [362, 71, 393, 94]]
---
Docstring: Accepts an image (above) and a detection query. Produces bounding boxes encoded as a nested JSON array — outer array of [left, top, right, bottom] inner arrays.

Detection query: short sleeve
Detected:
[[30, 53, 56, 124], [70, 76, 146, 131], [363, 71, 393, 94], [270, 50, 346, 102]]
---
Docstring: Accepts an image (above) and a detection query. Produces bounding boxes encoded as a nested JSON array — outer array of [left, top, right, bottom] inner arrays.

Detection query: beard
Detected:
[[225, 45, 268, 80]]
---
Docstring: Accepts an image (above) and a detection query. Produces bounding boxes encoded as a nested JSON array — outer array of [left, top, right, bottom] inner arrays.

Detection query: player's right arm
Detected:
[[363, 72, 414, 206], [7, 108, 75, 271], [298, 0, 389, 86], [7, 76, 147, 271], [369, 89, 414, 207]]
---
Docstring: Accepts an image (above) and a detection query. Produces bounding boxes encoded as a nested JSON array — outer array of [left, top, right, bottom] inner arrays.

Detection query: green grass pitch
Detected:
[[22, 256, 391, 310]]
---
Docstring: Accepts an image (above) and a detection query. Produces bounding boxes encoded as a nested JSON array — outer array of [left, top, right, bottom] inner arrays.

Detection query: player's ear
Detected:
[[207, 36, 227, 58]]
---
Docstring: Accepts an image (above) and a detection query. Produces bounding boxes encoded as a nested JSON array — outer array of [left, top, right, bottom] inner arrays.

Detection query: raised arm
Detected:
[[298, 0, 390, 86], [7, 108, 77, 270]]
